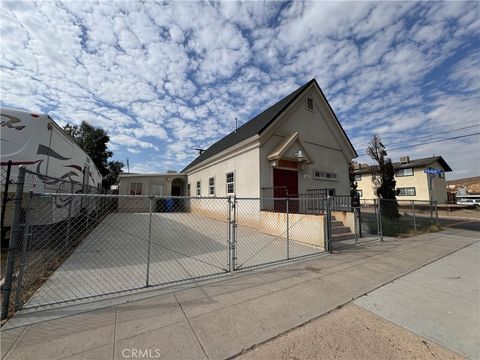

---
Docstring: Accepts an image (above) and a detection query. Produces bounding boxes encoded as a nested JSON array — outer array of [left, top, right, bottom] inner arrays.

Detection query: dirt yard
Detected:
[[236, 303, 464, 360]]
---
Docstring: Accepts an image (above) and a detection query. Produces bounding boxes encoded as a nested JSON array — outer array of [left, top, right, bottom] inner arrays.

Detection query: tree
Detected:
[[349, 162, 360, 207], [102, 160, 124, 190], [367, 135, 399, 220], [64, 121, 123, 189]]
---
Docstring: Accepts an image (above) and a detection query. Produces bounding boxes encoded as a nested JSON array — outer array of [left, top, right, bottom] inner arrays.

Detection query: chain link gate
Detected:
[[3, 169, 354, 317]]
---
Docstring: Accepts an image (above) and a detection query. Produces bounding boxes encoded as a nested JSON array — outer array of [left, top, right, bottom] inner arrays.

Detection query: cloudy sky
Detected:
[[1, 1, 479, 179]]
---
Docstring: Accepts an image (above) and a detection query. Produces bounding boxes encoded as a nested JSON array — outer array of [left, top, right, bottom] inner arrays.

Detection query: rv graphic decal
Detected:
[[1, 114, 26, 131], [36, 144, 72, 160]]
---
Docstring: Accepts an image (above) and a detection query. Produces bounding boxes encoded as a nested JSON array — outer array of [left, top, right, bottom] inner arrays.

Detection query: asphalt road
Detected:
[[438, 217, 480, 231]]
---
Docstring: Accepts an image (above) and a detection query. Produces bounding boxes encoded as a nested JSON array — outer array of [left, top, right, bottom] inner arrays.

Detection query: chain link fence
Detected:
[[2, 169, 440, 319]]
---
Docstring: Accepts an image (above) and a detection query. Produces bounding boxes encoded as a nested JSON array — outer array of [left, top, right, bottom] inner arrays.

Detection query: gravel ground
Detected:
[[236, 303, 465, 360]]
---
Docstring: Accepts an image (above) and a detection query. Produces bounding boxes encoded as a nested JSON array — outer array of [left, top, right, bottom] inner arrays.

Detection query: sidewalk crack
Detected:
[[174, 292, 210, 359]]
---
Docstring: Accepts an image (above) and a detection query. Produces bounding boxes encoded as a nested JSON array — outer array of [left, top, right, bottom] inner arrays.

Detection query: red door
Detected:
[[273, 169, 299, 212]]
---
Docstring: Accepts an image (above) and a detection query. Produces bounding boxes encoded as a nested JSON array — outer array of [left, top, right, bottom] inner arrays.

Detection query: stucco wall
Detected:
[[186, 146, 260, 198], [118, 175, 187, 196], [259, 88, 351, 196], [355, 161, 448, 203]]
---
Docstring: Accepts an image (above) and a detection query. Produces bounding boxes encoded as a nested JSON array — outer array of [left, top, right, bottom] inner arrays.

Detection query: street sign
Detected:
[[424, 167, 443, 175]]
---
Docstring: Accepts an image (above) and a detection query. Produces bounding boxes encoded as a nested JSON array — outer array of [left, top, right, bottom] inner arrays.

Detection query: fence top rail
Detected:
[[32, 192, 232, 200]]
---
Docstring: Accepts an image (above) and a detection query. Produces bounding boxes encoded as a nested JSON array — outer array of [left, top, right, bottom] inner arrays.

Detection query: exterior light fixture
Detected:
[[295, 150, 305, 162]]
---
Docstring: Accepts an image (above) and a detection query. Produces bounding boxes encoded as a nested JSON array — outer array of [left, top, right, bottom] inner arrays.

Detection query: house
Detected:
[[354, 156, 452, 203], [182, 79, 357, 202], [118, 172, 187, 197], [447, 176, 480, 204]]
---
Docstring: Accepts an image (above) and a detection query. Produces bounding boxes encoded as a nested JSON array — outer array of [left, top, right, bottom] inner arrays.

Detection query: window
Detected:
[[226, 171, 235, 194], [313, 169, 337, 181], [208, 177, 215, 196], [129, 182, 143, 195], [152, 183, 164, 196], [439, 171, 445, 179], [357, 190, 363, 198], [306, 97, 314, 111], [395, 168, 414, 177], [196, 181, 201, 196], [354, 174, 362, 181], [187, 183, 191, 197], [398, 187, 416, 196]]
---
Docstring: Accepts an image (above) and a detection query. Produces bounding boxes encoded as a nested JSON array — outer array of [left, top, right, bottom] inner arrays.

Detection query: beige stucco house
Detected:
[[118, 173, 187, 197], [182, 79, 357, 200], [117, 79, 358, 246], [354, 156, 452, 203]]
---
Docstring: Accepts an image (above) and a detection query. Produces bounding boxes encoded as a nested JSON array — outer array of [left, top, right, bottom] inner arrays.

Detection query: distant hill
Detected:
[[447, 176, 480, 194]]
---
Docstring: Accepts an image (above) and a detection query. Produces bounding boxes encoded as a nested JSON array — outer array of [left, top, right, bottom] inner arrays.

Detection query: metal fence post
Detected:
[[232, 196, 237, 270], [228, 196, 233, 273], [1, 160, 12, 248], [325, 196, 332, 252], [376, 198, 384, 241], [14, 191, 33, 310], [412, 200, 417, 232], [66, 182, 74, 245], [286, 197, 290, 260], [1, 166, 26, 320], [146, 197, 152, 287], [435, 201, 439, 226], [354, 207, 358, 244]]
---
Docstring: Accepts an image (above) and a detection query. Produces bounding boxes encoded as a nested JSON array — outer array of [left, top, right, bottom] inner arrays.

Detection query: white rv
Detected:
[[1, 108, 102, 229], [1, 108, 102, 190]]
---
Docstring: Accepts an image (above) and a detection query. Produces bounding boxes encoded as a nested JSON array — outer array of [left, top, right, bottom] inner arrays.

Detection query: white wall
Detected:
[[186, 146, 260, 198], [259, 88, 351, 196]]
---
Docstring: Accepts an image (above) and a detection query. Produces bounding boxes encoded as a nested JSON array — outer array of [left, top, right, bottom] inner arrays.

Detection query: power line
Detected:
[[384, 124, 480, 147], [357, 132, 480, 157]]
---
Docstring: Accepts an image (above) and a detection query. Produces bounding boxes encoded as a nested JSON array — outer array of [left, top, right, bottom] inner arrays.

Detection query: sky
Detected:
[[1, 1, 479, 180]]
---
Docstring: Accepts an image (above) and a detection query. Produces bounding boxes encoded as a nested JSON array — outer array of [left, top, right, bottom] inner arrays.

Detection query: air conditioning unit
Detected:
[[400, 156, 410, 164]]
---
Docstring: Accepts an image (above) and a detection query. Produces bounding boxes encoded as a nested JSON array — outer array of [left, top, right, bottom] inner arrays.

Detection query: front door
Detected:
[[273, 168, 299, 212]]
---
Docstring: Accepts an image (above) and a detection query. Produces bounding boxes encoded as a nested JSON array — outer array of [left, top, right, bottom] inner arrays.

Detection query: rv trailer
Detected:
[[1, 108, 102, 236]]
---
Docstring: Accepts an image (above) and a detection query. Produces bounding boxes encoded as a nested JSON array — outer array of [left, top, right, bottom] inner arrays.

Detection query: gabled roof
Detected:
[[355, 156, 452, 174], [182, 79, 356, 172]]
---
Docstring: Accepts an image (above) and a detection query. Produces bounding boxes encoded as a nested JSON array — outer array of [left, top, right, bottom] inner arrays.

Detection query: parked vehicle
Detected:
[[1, 107, 101, 188], [1, 108, 102, 231]]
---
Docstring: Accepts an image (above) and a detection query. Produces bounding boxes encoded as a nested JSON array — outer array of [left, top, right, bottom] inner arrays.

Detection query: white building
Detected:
[[182, 79, 357, 200]]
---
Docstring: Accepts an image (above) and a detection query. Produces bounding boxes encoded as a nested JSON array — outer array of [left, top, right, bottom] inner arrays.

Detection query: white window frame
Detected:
[[196, 181, 201, 197], [354, 174, 362, 181], [395, 168, 414, 177], [357, 189, 363, 198], [226, 171, 235, 195], [129, 182, 143, 195], [398, 187, 416, 196], [313, 169, 337, 181], [208, 176, 215, 196]]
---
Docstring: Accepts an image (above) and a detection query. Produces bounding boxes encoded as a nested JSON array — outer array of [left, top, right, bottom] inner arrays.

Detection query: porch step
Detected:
[[330, 220, 343, 227], [331, 226, 351, 234], [331, 232, 356, 242]]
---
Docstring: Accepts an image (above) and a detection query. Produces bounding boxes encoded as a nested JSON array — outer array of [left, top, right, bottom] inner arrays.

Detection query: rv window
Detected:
[[130, 182, 143, 195]]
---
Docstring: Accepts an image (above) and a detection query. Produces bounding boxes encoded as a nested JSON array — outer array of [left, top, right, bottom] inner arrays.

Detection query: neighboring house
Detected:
[[182, 78, 357, 201], [118, 172, 187, 196], [354, 156, 452, 203]]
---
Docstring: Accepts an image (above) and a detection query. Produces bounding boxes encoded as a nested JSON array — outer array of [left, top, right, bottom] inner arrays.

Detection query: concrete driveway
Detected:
[[23, 212, 323, 309]]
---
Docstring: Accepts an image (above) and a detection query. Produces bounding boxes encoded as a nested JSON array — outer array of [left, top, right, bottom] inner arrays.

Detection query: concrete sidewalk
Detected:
[[1, 228, 477, 360], [355, 240, 479, 359]]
